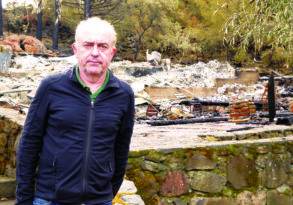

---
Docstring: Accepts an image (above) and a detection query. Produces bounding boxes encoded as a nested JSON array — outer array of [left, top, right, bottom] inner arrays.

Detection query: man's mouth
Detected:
[[87, 61, 102, 64]]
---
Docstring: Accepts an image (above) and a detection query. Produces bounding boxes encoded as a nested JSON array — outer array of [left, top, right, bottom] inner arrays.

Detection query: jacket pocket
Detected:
[[36, 154, 56, 193], [53, 151, 83, 202], [88, 157, 114, 191]]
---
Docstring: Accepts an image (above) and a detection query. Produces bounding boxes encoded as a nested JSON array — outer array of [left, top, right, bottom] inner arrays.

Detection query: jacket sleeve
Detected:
[[111, 90, 135, 196], [16, 79, 50, 205]]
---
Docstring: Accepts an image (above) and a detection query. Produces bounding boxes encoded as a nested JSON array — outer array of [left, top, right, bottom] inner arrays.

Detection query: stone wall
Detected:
[[1, 107, 293, 204], [126, 140, 293, 205], [0, 116, 21, 177]]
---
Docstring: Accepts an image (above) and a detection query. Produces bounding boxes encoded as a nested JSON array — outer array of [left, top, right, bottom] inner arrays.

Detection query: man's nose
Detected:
[[91, 44, 100, 56]]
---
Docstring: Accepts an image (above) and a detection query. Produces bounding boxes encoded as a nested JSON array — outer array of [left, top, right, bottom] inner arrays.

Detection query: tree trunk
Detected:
[[36, 0, 42, 40], [84, 0, 92, 19], [52, 0, 61, 50], [0, 0, 3, 37]]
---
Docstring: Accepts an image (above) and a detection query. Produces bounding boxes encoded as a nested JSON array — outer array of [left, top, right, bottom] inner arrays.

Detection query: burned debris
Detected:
[[0, 52, 293, 126]]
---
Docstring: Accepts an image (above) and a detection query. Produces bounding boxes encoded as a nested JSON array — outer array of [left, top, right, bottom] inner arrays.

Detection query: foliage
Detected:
[[4, 2, 35, 34], [2, 0, 292, 72], [224, 0, 293, 69]]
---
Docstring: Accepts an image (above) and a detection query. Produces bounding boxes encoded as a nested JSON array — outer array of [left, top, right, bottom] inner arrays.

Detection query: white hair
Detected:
[[75, 17, 117, 45]]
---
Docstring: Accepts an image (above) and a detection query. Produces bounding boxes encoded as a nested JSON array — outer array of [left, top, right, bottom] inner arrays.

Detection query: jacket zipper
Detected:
[[82, 100, 95, 195]]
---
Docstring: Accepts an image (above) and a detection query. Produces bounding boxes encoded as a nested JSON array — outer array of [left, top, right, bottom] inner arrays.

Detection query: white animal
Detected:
[[146, 49, 161, 66]]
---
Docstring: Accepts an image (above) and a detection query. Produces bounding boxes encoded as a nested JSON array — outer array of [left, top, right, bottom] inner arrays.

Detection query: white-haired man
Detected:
[[16, 17, 135, 205]]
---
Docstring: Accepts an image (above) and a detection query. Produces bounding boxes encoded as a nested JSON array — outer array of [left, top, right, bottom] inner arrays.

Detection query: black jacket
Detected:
[[16, 68, 135, 205]]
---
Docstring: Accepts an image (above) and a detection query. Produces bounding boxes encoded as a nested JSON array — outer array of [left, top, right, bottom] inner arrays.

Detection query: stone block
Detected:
[[227, 155, 257, 189], [264, 154, 288, 188], [236, 191, 266, 205], [121, 194, 145, 205], [266, 190, 293, 205], [0, 134, 7, 148], [127, 170, 160, 203], [272, 145, 287, 154], [188, 171, 226, 193], [256, 146, 271, 154], [159, 198, 188, 205], [118, 179, 137, 194], [141, 160, 168, 173], [186, 154, 217, 170], [0, 176, 16, 198], [276, 184, 292, 195], [190, 197, 236, 205], [160, 171, 189, 197]]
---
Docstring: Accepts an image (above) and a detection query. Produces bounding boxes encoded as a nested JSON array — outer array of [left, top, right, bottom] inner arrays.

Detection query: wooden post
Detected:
[[268, 72, 276, 122]]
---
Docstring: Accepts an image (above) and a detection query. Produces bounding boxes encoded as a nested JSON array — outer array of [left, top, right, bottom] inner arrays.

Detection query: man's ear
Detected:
[[112, 47, 117, 57], [71, 43, 77, 54]]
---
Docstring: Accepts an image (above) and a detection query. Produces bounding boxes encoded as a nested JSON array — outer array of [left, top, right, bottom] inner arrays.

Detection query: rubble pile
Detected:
[[0, 35, 53, 55], [111, 60, 235, 88], [0, 54, 292, 123]]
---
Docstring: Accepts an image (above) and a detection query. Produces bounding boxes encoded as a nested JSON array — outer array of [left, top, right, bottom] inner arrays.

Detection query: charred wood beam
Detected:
[[226, 126, 258, 132], [179, 99, 265, 110], [276, 116, 293, 126], [258, 111, 293, 118], [146, 117, 228, 126], [268, 72, 276, 122]]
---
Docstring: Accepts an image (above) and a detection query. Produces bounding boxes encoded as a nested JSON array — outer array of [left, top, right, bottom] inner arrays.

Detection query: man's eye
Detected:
[[100, 44, 108, 49], [84, 44, 93, 48]]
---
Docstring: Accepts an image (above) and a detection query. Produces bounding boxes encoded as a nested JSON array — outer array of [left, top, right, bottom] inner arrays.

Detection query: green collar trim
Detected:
[[75, 66, 110, 101]]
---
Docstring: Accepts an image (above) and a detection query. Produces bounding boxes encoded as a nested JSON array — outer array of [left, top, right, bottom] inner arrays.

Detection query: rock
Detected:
[[276, 184, 292, 195], [190, 197, 236, 205], [0, 176, 16, 198], [121, 194, 145, 205], [0, 35, 51, 55], [172, 198, 188, 205], [160, 171, 189, 197], [264, 154, 289, 188], [127, 170, 160, 203], [0, 50, 12, 72], [236, 191, 266, 205], [186, 154, 217, 170], [266, 190, 293, 205], [159, 198, 188, 205], [0, 134, 7, 148], [118, 179, 137, 194], [272, 144, 287, 154], [188, 171, 226, 193], [256, 146, 271, 154], [141, 160, 168, 173], [227, 155, 257, 189]]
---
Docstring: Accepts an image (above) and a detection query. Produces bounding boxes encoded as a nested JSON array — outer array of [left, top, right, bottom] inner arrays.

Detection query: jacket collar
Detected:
[[68, 65, 120, 89]]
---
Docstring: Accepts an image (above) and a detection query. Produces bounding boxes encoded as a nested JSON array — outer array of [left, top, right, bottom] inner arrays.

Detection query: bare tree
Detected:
[[0, 0, 3, 37], [36, 0, 42, 40], [52, 0, 61, 50]]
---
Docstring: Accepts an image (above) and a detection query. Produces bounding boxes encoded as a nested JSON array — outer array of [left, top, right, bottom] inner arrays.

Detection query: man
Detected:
[[16, 17, 135, 205]]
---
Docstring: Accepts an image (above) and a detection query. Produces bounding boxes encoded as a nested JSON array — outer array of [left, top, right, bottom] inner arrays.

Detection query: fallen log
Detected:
[[146, 117, 229, 126]]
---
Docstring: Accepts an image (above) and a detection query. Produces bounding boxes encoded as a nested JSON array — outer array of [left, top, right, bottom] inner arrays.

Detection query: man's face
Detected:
[[72, 29, 116, 77]]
